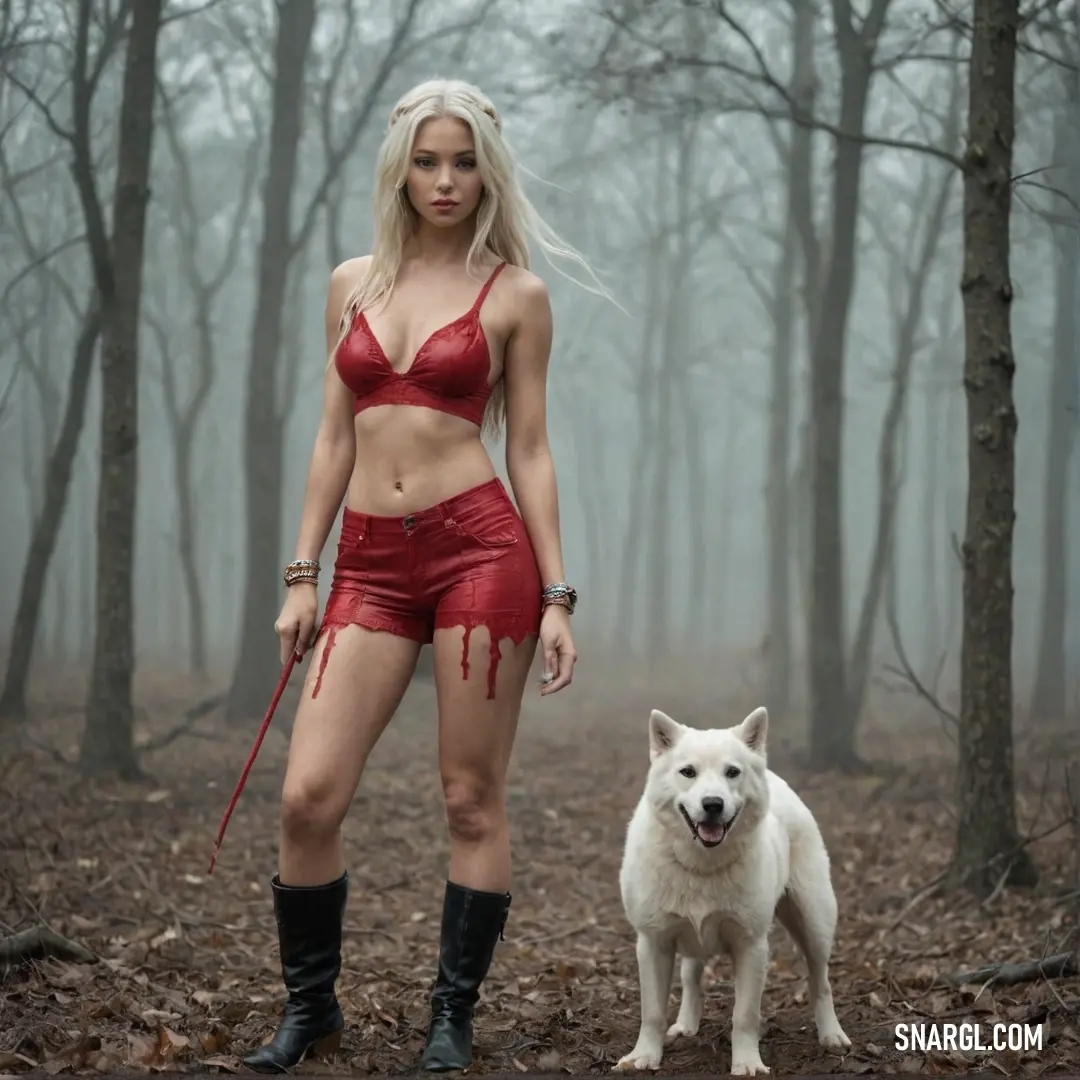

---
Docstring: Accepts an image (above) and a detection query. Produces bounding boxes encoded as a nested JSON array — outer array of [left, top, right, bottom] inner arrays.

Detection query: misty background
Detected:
[[1, 0, 1077, 746]]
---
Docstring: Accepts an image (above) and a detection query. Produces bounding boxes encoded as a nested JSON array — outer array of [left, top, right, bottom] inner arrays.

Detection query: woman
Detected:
[[243, 79, 599, 1074]]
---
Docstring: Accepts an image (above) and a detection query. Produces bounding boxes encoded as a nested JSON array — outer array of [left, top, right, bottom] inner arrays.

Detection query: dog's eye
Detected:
[[679, 765, 696, 779], [725, 765, 741, 779]]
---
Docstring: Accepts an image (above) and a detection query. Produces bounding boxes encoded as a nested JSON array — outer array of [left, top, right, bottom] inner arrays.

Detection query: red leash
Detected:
[[207, 651, 299, 874]]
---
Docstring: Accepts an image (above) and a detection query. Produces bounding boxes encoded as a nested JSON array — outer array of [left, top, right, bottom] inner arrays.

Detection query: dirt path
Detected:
[[1, 674, 1076, 1076]]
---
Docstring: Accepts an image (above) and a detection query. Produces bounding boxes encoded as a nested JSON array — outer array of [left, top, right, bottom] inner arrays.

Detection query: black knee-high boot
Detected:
[[420, 881, 511, 1072], [243, 872, 348, 1073]]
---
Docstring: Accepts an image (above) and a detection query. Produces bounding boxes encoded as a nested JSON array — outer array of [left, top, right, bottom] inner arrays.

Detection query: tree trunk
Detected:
[[1030, 85, 1079, 720], [153, 295, 215, 678], [765, 207, 798, 713], [944, 373, 965, 661], [681, 371, 707, 644], [847, 97, 960, 723], [787, 0, 822, 664], [226, 0, 317, 719], [646, 122, 695, 667], [0, 305, 101, 721], [921, 285, 957, 671], [645, 317, 675, 666], [563, 388, 606, 635], [24, 270, 60, 524], [948, 0, 1037, 896], [616, 144, 667, 650], [806, 68, 873, 771], [80, 0, 165, 777], [765, 0, 818, 716], [711, 403, 738, 647], [174, 391, 208, 676]]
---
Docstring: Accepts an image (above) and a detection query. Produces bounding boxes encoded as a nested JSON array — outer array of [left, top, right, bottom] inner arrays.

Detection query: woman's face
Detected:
[[404, 115, 485, 228]]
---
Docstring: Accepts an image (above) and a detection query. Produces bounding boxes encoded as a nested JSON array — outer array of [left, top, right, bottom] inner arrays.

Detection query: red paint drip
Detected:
[[487, 635, 502, 700], [453, 619, 519, 700], [460, 624, 472, 681], [312, 624, 337, 699]]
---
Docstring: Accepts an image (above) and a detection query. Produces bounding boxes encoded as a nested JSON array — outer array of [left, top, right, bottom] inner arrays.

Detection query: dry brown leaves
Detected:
[[0, 672, 1077, 1076]]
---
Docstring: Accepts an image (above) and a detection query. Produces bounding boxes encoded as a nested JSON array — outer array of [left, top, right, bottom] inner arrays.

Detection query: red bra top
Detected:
[[334, 262, 506, 427]]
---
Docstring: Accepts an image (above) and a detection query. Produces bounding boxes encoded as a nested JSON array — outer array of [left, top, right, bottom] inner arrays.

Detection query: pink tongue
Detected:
[[697, 822, 725, 844]]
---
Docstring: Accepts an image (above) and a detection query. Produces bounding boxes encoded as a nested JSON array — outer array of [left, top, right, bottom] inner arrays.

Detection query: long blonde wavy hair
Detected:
[[334, 77, 609, 438]]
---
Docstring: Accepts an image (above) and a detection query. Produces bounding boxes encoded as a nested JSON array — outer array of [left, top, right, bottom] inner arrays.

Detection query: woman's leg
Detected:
[[419, 623, 537, 1072], [278, 624, 420, 883], [244, 623, 422, 1073]]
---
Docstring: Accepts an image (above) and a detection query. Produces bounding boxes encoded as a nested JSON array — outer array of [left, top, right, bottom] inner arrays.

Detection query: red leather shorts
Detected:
[[312, 477, 542, 700]]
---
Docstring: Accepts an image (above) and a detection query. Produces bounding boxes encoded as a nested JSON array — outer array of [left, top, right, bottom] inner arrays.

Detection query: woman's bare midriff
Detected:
[[345, 403, 497, 516]]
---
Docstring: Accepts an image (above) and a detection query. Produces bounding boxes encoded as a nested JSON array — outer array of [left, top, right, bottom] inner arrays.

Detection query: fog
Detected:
[[1, 0, 1077, 725]]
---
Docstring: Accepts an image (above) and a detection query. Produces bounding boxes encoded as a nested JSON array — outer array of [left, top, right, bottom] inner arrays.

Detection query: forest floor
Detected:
[[0, 655, 1078, 1077]]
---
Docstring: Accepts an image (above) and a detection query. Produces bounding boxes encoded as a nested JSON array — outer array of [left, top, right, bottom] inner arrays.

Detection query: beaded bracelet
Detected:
[[541, 582, 577, 615], [283, 559, 320, 587]]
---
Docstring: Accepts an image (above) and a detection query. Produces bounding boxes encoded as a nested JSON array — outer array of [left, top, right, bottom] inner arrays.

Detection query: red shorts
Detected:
[[312, 477, 542, 700]]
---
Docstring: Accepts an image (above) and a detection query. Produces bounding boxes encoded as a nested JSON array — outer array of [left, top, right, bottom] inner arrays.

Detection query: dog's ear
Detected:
[[737, 707, 768, 755], [649, 709, 683, 759]]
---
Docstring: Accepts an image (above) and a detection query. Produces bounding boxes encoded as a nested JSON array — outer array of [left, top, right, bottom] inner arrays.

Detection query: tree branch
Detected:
[[934, 952, 1078, 988], [0, 924, 98, 969]]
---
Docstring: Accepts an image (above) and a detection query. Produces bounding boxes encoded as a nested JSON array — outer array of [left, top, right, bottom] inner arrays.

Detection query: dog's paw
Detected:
[[731, 1058, 770, 1076], [820, 1029, 851, 1051], [612, 1049, 663, 1072], [665, 1020, 699, 1044]]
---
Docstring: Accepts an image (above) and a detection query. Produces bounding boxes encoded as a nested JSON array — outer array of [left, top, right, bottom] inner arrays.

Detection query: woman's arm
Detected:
[[502, 272, 566, 591], [289, 261, 361, 565], [503, 272, 577, 693]]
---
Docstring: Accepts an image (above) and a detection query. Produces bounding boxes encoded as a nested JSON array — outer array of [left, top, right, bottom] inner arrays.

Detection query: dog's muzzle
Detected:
[[679, 803, 739, 848]]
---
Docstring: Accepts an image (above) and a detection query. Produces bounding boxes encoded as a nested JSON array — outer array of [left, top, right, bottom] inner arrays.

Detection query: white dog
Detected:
[[613, 707, 851, 1076]]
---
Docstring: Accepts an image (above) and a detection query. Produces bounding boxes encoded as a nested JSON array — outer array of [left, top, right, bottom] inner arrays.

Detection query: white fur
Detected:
[[612, 707, 851, 1076]]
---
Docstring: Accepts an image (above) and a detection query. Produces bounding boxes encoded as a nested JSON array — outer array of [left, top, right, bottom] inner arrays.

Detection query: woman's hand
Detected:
[[274, 583, 319, 666], [539, 603, 577, 695]]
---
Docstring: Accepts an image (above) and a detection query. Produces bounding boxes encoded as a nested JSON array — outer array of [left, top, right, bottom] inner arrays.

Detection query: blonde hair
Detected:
[[335, 77, 609, 437]]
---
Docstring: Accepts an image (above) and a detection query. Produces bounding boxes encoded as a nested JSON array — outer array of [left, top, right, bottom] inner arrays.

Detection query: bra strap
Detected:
[[471, 261, 507, 313]]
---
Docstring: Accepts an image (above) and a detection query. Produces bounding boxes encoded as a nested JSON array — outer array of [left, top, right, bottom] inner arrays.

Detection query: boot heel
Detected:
[[308, 1028, 343, 1058]]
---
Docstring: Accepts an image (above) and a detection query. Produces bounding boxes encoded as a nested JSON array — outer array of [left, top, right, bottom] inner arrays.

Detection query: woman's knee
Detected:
[[441, 774, 506, 844], [280, 774, 348, 845]]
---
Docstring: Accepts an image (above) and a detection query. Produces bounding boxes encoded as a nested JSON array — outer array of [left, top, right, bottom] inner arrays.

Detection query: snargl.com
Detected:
[[894, 1021, 1043, 1054]]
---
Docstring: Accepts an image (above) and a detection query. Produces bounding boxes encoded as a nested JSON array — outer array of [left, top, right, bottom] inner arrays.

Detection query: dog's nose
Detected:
[[701, 796, 725, 817]]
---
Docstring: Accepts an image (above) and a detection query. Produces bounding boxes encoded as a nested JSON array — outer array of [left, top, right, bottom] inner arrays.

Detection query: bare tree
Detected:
[[0, 155, 74, 520], [566, 0, 910, 763], [224, 0, 320, 718], [948, 0, 1038, 896], [1031, 43, 1079, 721], [843, 55, 964, 735], [614, 125, 671, 648], [144, 82, 259, 677], [798, 0, 899, 771], [79, 0, 167, 777], [918, 284, 963, 674], [0, 1, 34, 138], [0, 2, 130, 722], [764, 0, 818, 716], [0, 307, 99, 721], [643, 120, 696, 663]]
